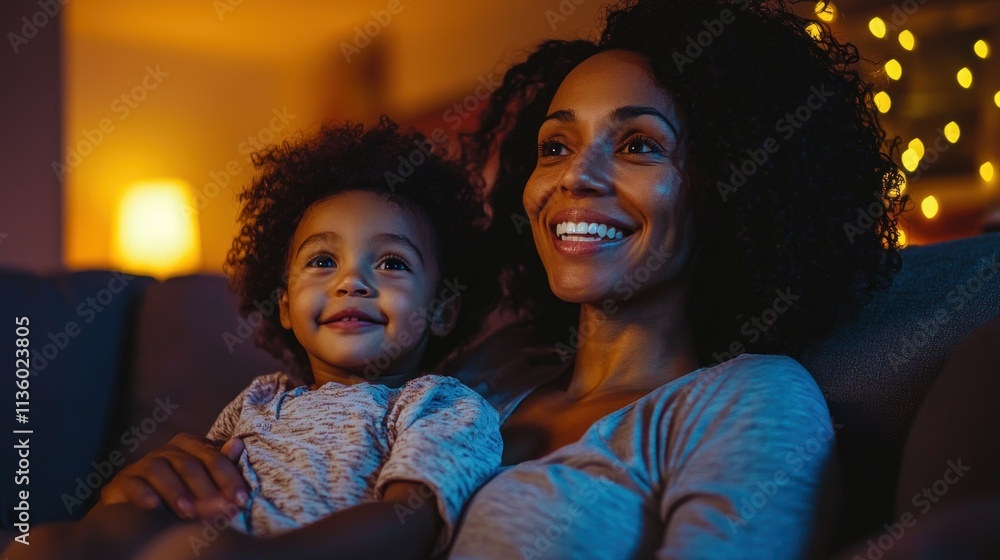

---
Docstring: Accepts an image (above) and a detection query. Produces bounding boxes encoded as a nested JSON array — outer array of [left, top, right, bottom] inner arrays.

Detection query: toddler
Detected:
[[207, 117, 502, 558]]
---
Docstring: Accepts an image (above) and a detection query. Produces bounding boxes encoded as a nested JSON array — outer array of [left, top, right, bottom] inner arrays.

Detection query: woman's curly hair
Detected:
[[463, 0, 906, 365], [226, 116, 497, 383]]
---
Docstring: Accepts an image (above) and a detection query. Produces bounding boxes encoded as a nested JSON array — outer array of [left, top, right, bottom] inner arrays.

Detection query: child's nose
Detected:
[[332, 269, 374, 297]]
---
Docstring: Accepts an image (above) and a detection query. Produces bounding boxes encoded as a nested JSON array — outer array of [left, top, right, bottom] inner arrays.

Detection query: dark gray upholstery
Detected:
[[800, 232, 1000, 546]]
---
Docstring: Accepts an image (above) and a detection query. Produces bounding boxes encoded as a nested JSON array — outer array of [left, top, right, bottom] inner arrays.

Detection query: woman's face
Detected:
[[524, 49, 694, 307]]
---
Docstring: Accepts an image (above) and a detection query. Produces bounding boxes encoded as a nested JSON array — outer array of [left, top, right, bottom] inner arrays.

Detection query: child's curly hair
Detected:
[[226, 116, 497, 382], [463, 0, 906, 365]]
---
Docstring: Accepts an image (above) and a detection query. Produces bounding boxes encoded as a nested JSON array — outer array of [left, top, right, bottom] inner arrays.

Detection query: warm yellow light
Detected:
[[113, 179, 201, 279], [805, 23, 823, 40], [908, 138, 925, 160], [869, 17, 887, 38], [974, 39, 990, 59], [815, 1, 836, 22], [957, 67, 973, 88], [898, 30, 916, 50], [898, 170, 907, 193], [921, 196, 939, 219], [982, 162, 996, 182], [898, 229, 908, 247], [885, 59, 903, 80], [995, 91, 1000, 108], [902, 149, 920, 172], [944, 121, 961, 143], [874, 91, 892, 113]]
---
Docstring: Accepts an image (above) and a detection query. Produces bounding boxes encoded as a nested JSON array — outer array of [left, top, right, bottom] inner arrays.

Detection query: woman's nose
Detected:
[[333, 268, 373, 297], [560, 146, 612, 196]]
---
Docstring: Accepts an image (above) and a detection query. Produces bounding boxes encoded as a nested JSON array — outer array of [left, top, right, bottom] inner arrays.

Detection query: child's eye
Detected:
[[376, 255, 411, 272], [306, 254, 335, 268]]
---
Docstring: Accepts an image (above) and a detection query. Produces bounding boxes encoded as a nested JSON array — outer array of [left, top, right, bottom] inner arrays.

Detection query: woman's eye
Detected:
[[620, 136, 663, 155], [307, 255, 335, 268], [537, 140, 569, 158], [377, 256, 410, 272]]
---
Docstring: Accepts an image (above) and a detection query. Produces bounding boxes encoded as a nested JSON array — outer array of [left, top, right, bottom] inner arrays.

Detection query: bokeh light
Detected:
[[898, 30, 916, 51], [982, 162, 996, 182], [957, 67, 973, 88], [885, 59, 903, 80], [974, 39, 990, 58], [944, 121, 961, 143], [902, 149, 920, 172], [815, 2, 836, 22], [909, 138, 925, 159], [806, 23, 823, 41], [869, 17, 886, 38], [874, 91, 892, 113], [921, 196, 939, 219]]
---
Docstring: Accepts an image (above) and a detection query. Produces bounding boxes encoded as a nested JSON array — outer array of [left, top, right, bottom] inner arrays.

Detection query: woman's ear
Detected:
[[429, 294, 462, 338], [278, 288, 292, 330]]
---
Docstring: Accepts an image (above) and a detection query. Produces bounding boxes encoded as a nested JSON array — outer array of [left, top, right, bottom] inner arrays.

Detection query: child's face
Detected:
[[278, 191, 456, 385]]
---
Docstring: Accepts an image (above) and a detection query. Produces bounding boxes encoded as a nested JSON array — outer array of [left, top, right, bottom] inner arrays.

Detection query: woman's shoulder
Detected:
[[637, 353, 828, 428]]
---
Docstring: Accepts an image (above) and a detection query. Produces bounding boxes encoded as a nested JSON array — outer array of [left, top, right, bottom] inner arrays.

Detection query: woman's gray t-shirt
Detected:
[[448, 352, 835, 559]]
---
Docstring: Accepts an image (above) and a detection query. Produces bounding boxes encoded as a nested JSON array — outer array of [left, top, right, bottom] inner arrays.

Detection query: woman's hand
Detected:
[[99, 433, 248, 521]]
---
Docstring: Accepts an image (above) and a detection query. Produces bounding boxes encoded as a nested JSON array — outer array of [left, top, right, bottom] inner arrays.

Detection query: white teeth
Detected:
[[554, 221, 630, 241]]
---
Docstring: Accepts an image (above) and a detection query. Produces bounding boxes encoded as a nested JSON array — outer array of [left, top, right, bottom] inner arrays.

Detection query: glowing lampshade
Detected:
[[957, 68, 973, 89], [869, 18, 886, 38], [898, 30, 915, 51], [113, 179, 201, 278], [944, 121, 961, 143], [921, 196, 939, 219], [814, 1, 835, 22], [982, 162, 995, 183], [874, 91, 892, 113], [885, 59, 903, 80]]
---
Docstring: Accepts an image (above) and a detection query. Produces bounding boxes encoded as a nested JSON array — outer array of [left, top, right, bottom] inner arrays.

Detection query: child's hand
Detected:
[[99, 433, 248, 521]]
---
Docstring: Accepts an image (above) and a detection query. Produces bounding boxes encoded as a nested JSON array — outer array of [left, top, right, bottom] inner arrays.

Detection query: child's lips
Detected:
[[320, 310, 384, 332]]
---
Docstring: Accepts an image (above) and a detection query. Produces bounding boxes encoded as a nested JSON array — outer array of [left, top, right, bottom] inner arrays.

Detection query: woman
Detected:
[[77, 0, 904, 558]]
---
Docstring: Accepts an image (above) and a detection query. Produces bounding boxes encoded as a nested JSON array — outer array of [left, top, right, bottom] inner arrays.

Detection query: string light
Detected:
[[974, 40, 990, 59], [898, 30, 915, 51], [806, 23, 823, 40], [902, 149, 920, 172], [982, 162, 995, 183], [814, 2, 836, 22], [908, 138, 925, 159], [885, 59, 903, 80], [869, 17, 887, 38], [921, 196, 939, 219], [874, 91, 892, 113], [944, 121, 961, 143], [957, 67, 973, 88]]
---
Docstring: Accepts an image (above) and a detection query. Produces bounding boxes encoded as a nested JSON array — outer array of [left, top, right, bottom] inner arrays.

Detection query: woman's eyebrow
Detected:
[[542, 109, 575, 124], [611, 105, 680, 138], [372, 232, 424, 265]]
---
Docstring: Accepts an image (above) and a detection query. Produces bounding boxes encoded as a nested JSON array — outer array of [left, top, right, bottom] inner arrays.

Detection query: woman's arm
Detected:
[[98, 433, 248, 520]]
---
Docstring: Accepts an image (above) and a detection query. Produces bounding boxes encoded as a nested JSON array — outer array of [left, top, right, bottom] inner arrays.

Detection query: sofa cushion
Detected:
[[0, 269, 153, 529], [119, 275, 284, 463], [800, 232, 1000, 546]]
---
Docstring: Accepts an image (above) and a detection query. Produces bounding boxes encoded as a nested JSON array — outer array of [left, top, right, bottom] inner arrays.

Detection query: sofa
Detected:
[[1, 232, 998, 555]]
